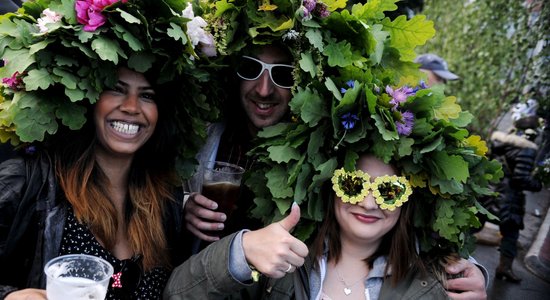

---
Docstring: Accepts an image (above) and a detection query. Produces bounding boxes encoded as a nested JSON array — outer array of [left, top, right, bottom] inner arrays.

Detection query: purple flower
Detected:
[[395, 110, 414, 136], [25, 145, 36, 155], [2, 71, 23, 90], [386, 85, 415, 108], [303, 0, 317, 11], [75, 0, 127, 32], [341, 112, 359, 130], [314, 2, 330, 18], [413, 80, 429, 92]]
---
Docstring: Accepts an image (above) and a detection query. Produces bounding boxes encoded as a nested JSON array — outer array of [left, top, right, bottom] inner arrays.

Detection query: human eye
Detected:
[[105, 84, 125, 94], [140, 91, 156, 102]]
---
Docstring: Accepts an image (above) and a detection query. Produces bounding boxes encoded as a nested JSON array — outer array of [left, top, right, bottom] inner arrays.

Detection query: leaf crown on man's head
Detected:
[[0, 0, 222, 178], [204, 0, 503, 256]]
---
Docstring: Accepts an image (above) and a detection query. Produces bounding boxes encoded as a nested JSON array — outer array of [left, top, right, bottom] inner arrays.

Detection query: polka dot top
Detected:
[[59, 207, 169, 300]]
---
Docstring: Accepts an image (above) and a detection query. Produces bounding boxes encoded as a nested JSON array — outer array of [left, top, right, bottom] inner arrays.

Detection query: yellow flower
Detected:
[[373, 175, 412, 211], [464, 135, 488, 156], [258, 0, 277, 11], [332, 168, 370, 204]]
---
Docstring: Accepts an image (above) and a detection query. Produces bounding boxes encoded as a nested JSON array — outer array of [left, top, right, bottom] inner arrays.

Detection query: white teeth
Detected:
[[110, 121, 139, 135], [257, 103, 275, 109]]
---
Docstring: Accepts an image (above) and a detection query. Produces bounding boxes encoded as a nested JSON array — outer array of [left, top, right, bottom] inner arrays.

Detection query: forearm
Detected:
[[0, 285, 18, 300], [163, 232, 250, 300]]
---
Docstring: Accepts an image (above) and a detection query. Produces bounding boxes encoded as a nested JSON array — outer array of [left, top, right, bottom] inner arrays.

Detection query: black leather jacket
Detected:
[[0, 152, 187, 299], [491, 131, 542, 228]]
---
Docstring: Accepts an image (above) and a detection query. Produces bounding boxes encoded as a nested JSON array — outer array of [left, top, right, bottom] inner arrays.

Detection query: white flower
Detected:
[[199, 34, 217, 57], [36, 8, 62, 33], [182, 3, 216, 57], [282, 29, 299, 41]]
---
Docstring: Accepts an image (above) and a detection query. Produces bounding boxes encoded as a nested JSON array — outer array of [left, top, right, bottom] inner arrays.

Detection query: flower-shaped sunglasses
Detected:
[[236, 56, 294, 89], [331, 168, 412, 211]]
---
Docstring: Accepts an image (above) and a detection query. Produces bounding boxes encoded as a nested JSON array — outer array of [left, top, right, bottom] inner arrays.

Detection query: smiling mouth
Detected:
[[110, 121, 140, 135], [255, 101, 277, 110]]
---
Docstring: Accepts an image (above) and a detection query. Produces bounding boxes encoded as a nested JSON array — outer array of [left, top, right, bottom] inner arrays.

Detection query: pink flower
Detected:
[[75, 0, 127, 32], [2, 72, 23, 90], [37, 8, 63, 33]]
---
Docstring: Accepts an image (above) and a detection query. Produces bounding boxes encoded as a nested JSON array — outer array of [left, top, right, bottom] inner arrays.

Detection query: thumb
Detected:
[[278, 202, 300, 232]]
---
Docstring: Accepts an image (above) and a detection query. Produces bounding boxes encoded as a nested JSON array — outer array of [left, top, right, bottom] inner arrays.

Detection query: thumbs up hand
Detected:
[[242, 203, 308, 278]]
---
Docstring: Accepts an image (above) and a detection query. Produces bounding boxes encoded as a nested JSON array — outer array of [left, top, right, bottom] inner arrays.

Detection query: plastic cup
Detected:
[[201, 161, 245, 218], [44, 254, 114, 300]]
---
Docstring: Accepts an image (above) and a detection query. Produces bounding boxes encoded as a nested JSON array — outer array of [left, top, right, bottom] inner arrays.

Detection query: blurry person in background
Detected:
[[490, 113, 542, 283], [415, 53, 460, 86], [0, 0, 21, 14]]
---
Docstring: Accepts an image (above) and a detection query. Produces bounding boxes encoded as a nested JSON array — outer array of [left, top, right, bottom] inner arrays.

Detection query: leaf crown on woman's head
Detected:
[[0, 0, 221, 178], [205, 0, 503, 256]]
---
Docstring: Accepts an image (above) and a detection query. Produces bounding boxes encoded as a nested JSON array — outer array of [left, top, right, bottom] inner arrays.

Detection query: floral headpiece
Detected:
[[212, 0, 503, 256], [0, 0, 220, 178]]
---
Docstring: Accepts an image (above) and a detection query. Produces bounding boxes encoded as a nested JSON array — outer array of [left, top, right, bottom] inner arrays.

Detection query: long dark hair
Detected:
[[310, 164, 425, 286]]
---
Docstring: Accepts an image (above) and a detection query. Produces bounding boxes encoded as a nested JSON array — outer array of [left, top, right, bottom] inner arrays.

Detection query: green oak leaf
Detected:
[[23, 68, 54, 91], [14, 95, 57, 142], [305, 28, 323, 51], [325, 77, 342, 101], [53, 68, 78, 90], [128, 52, 156, 73], [311, 157, 337, 188], [64, 88, 86, 102], [167, 22, 188, 45], [274, 198, 292, 216], [0, 48, 34, 79], [431, 151, 469, 182], [369, 24, 389, 64], [324, 40, 353, 67], [381, 15, 435, 61], [117, 8, 142, 24], [266, 166, 294, 198], [434, 96, 461, 121], [351, 0, 399, 20], [324, 0, 347, 10], [299, 52, 316, 78], [268, 145, 300, 163], [294, 163, 312, 203], [290, 87, 328, 126], [56, 103, 87, 129], [91, 36, 125, 64]]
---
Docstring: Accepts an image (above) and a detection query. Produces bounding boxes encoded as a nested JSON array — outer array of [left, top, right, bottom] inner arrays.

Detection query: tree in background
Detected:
[[420, 0, 548, 137]]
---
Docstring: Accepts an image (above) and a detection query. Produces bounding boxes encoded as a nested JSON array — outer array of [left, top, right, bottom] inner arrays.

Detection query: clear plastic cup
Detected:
[[44, 254, 114, 300]]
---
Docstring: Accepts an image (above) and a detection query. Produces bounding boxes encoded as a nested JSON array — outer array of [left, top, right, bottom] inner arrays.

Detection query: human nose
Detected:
[[255, 69, 274, 96], [359, 189, 378, 210], [119, 93, 140, 114]]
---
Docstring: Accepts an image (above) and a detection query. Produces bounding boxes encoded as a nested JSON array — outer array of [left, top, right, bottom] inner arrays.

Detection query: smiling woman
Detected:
[[0, 0, 222, 299], [94, 68, 159, 157]]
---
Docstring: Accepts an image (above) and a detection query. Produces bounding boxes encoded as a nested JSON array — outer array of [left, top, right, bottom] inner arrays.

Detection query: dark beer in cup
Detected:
[[201, 181, 240, 217]]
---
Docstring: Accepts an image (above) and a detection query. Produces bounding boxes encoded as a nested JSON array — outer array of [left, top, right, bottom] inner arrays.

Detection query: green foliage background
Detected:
[[419, 0, 549, 137]]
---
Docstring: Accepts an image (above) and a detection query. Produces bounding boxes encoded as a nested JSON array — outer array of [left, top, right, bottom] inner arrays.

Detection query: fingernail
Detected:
[[211, 203, 218, 210], [220, 214, 227, 221], [217, 224, 224, 230]]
